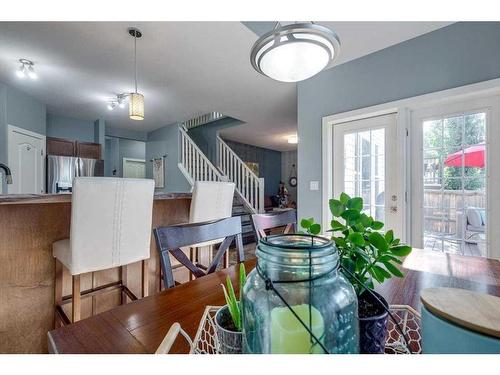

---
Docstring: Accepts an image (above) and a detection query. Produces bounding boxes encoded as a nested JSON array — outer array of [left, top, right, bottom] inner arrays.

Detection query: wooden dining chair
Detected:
[[154, 216, 244, 289], [251, 209, 297, 241]]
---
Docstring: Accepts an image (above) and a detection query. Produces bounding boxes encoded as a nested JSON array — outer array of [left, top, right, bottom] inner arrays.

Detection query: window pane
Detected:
[[443, 116, 463, 146], [371, 128, 385, 156], [464, 113, 486, 145], [359, 131, 371, 156], [423, 119, 442, 149], [344, 133, 357, 158]]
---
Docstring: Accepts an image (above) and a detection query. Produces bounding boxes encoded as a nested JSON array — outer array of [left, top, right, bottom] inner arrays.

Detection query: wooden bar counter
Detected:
[[0, 192, 191, 353]]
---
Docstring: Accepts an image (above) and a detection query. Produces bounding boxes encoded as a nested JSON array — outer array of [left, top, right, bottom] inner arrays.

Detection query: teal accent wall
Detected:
[[224, 139, 282, 197], [297, 22, 500, 223], [105, 126, 148, 142]]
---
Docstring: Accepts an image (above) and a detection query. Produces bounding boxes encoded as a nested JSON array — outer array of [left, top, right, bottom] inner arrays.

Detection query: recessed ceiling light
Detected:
[[250, 22, 340, 83]]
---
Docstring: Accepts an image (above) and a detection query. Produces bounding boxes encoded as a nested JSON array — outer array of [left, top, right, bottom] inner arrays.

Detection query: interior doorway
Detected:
[[123, 158, 146, 178]]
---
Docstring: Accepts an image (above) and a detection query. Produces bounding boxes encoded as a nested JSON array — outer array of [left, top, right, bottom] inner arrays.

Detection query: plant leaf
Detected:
[[371, 221, 384, 230], [300, 218, 312, 229], [348, 232, 365, 246], [390, 245, 412, 257], [360, 214, 372, 227], [382, 261, 404, 278], [329, 199, 345, 217], [333, 237, 347, 248], [373, 265, 391, 279], [309, 223, 321, 235], [347, 197, 363, 211], [239, 263, 246, 300], [368, 232, 388, 252], [385, 230, 394, 243], [331, 220, 344, 231], [226, 276, 241, 330], [339, 192, 350, 205], [341, 209, 360, 222]]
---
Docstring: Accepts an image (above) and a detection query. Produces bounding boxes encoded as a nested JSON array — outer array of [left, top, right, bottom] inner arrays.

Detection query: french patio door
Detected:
[[411, 97, 493, 257], [333, 113, 403, 237]]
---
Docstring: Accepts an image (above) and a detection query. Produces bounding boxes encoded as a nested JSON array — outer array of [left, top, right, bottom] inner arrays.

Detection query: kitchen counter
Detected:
[[0, 192, 191, 205], [0, 191, 192, 353]]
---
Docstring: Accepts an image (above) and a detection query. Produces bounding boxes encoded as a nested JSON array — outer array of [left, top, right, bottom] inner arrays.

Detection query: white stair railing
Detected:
[[217, 136, 265, 213], [179, 127, 225, 185]]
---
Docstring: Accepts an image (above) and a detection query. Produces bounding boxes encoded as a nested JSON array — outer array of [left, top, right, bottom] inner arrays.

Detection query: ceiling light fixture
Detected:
[[16, 59, 37, 80], [287, 135, 299, 144], [128, 27, 144, 121], [106, 94, 128, 111], [250, 22, 340, 83]]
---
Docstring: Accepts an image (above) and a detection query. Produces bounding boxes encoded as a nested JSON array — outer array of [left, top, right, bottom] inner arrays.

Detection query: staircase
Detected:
[[178, 127, 261, 243], [216, 136, 265, 214]]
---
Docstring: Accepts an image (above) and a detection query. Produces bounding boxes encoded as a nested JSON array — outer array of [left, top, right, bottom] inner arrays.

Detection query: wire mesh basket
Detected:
[[184, 305, 421, 354]]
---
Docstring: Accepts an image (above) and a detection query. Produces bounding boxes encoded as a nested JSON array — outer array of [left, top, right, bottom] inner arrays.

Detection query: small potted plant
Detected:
[[301, 193, 412, 354], [215, 263, 246, 354]]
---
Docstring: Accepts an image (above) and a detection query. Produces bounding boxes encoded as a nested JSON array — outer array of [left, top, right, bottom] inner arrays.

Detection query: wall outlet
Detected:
[[309, 180, 319, 191]]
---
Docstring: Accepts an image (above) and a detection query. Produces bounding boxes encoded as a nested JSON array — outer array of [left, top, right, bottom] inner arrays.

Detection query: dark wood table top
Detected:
[[48, 249, 500, 354]]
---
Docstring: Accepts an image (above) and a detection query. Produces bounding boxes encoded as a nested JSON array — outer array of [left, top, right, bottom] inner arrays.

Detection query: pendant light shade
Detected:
[[250, 23, 340, 83], [129, 92, 144, 120], [128, 27, 145, 121]]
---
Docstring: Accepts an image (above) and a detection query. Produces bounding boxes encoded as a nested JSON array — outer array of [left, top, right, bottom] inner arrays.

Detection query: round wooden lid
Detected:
[[421, 287, 500, 339]]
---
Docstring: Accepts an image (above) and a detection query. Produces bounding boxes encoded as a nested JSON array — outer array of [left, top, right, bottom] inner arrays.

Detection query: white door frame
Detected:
[[322, 77, 500, 254], [7, 124, 46, 194]]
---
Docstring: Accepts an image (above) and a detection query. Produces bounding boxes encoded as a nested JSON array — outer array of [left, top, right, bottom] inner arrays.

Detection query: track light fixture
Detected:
[[16, 59, 37, 80], [106, 93, 128, 111]]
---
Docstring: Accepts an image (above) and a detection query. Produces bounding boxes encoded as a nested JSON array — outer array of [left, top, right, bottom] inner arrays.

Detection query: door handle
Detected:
[[390, 206, 398, 213]]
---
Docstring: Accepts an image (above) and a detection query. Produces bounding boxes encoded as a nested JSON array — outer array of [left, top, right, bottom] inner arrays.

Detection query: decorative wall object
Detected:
[[244, 161, 259, 176], [152, 156, 165, 188]]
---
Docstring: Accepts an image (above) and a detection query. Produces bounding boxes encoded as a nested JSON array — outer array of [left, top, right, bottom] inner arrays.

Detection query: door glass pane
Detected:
[[343, 128, 386, 221], [422, 112, 487, 257]]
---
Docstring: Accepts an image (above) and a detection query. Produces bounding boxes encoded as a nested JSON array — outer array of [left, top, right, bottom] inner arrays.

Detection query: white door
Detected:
[[7, 125, 46, 194], [123, 158, 146, 178], [333, 113, 403, 236], [411, 97, 495, 257]]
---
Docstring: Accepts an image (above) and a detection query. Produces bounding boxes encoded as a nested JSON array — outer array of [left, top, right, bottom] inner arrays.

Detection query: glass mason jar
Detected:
[[242, 234, 359, 354]]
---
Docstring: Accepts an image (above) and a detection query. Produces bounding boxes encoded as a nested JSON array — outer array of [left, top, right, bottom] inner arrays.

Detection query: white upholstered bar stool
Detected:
[[53, 177, 155, 324], [187, 181, 235, 277]]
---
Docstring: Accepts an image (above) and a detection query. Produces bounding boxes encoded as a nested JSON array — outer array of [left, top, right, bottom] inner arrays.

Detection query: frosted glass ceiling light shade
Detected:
[[250, 23, 340, 82], [129, 93, 144, 120]]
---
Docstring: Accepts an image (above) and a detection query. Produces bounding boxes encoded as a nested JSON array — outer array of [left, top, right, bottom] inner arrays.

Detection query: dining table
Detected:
[[47, 248, 500, 354]]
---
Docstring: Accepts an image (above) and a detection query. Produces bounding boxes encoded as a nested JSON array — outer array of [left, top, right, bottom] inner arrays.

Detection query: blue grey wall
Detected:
[[297, 22, 500, 223], [106, 126, 148, 142], [146, 123, 191, 193], [187, 117, 244, 164], [224, 139, 282, 197], [0, 82, 46, 191], [46, 114, 95, 142], [104, 136, 146, 177]]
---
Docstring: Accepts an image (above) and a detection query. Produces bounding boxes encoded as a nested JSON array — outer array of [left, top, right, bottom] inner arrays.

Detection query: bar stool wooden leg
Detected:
[[72, 275, 81, 323], [54, 259, 63, 328], [120, 265, 128, 304], [142, 259, 149, 298]]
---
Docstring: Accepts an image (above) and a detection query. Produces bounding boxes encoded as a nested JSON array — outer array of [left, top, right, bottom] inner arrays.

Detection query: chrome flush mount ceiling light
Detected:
[[250, 22, 340, 83], [128, 27, 144, 121]]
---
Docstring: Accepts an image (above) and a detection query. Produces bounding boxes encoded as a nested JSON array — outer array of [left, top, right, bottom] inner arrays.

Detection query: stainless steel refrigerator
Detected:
[[46, 155, 104, 193]]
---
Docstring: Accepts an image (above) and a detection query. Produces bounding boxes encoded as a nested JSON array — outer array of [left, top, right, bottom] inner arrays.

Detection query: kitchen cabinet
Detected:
[[46, 137, 101, 159], [46, 137, 75, 157], [75, 141, 101, 159]]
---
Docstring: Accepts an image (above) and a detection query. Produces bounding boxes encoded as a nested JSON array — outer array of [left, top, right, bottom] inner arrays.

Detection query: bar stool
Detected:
[[188, 181, 235, 274], [53, 177, 155, 324]]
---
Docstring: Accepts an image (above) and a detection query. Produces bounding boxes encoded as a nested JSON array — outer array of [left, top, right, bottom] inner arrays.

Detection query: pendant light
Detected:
[[128, 27, 144, 121], [250, 22, 340, 83]]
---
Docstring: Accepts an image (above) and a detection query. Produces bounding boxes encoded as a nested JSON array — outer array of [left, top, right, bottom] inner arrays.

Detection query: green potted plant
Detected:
[[215, 263, 246, 354], [301, 193, 412, 354]]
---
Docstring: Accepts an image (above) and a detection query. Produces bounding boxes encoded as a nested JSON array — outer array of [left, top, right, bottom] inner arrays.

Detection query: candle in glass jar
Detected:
[[270, 304, 325, 353]]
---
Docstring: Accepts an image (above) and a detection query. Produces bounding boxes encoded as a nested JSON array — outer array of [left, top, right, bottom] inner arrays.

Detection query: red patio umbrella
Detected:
[[444, 143, 485, 168]]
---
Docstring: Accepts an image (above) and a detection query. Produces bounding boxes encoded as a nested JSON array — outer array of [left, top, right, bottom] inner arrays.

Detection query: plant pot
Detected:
[[358, 290, 389, 354], [215, 305, 243, 354]]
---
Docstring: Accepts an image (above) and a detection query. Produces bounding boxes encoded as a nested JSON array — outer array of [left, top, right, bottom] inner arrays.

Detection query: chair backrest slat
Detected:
[[154, 216, 244, 288], [251, 210, 297, 241]]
